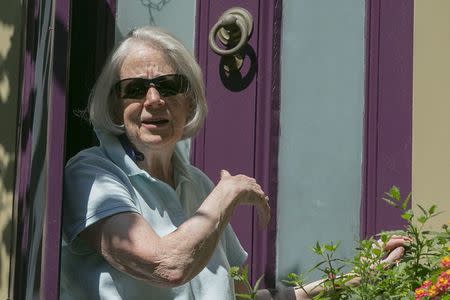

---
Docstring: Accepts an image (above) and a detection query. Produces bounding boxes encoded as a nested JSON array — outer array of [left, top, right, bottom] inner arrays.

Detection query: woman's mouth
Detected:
[[141, 118, 169, 127]]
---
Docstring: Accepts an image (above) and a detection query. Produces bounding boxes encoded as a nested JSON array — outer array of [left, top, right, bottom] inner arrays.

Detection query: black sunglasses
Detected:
[[114, 74, 189, 99]]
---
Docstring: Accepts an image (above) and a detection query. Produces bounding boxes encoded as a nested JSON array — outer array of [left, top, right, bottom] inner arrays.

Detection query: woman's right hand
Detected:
[[217, 170, 271, 227]]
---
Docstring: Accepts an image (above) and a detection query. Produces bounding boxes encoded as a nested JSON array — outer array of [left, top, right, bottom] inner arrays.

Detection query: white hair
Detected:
[[88, 26, 207, 139]]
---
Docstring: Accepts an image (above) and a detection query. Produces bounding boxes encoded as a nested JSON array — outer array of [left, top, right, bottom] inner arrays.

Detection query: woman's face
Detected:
[[117, 46, 191, 153]]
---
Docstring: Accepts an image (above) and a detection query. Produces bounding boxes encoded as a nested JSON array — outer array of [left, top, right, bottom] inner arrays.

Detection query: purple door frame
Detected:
[[12, 0, 118, 298], [43, 1, 71, 298], [361, 0, 413, 238], [193, 0, 282, 287], [11, 0, 70, 298]]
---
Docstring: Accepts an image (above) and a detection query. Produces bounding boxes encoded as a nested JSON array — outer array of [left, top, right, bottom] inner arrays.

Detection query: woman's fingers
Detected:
[[256, 196, 271, 228], [218, 170, 271, 227], [220, 169, 231, 178], [251, 182, 270, 227], [381, 246, 405, 265], [384, 236, 411, 252]]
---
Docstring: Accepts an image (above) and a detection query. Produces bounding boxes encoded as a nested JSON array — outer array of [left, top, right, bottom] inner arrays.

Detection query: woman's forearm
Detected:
[[158, 185, 237, 284], [157, 171, 269, 285]]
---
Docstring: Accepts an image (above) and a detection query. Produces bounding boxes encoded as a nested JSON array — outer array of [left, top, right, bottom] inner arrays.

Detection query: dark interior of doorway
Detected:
[[65, 0, 116, 161]]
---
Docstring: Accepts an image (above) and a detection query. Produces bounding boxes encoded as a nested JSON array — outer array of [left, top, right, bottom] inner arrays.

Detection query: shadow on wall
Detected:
[[0, 0, 22, 297], [139, 0, 172, 25]]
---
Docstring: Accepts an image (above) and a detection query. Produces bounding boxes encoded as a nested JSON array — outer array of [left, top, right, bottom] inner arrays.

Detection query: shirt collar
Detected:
[[94, 128, 192, 187], [95, 128, 148, 177]]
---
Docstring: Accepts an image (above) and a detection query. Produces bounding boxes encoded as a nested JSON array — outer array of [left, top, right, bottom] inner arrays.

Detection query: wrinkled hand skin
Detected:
[[384, 235, 412, 251], [219, 170, 271, 227], [380, 235, 412, 266]]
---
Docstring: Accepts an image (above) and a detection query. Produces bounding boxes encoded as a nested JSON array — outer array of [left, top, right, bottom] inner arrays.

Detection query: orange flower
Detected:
[[436, 276, 449, 292], [428, 284, 439, 297], [441, 256, 450, 269], [414, 287, 427, 299], [422, 280, 433, 288]]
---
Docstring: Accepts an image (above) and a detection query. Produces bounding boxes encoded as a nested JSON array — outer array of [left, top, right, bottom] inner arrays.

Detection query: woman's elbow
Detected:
[[160, 269, 190, 287], [103, 239, 195, 287], [112, 256, 191, 287], [151, 257, 195, 287]]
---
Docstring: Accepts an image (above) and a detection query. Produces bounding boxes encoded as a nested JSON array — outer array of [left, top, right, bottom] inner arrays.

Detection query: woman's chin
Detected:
[[138, 134, 176, 150]]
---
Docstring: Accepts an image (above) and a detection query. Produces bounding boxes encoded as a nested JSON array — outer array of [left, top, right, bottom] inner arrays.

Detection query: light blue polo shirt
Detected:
[[60, 129, 247, 300]]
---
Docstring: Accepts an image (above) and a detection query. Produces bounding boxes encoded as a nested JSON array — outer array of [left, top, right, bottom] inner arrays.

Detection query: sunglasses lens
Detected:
[[115, 74, 189, 99], [155, 74, 189, 97], [118, 79, 147, 99]]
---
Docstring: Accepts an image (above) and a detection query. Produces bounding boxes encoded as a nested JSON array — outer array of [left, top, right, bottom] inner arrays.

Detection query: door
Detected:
[[193, 1, 280, 286]]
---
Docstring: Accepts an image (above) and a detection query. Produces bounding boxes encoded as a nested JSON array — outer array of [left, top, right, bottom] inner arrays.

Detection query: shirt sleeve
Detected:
[[62, 153, 139, 252], [222, 224, 248, 267]]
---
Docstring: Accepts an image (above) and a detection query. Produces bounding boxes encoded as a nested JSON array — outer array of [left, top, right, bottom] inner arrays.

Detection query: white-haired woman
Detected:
[[60, 26, 409, 300], [60, 26, 270, 300]]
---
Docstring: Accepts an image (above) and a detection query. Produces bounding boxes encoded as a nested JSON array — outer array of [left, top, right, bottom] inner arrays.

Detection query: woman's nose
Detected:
[[143, 86, 164, 108]]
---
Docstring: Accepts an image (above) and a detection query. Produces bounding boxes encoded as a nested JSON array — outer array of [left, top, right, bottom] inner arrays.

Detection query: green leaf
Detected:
[[313, 241, 323, 255], [334, 241, 341, 250], [371, 248, 382, 256], [401, 212, 412, 221], [401, 193, 412, 210], [380, 234, 389, 244], [324, 244, 334, 252], [242, 265, 249, 281], [282, 276, 304, 287], [417, 215, 427, 224], [253, 274, 264, 292], [286, 273, 299, 280], [428, 204, 437, 215], [308, 261, 327, 272], [417, 204, 428, 216], [440, 294, 450, 300], [382, 198, 399, 208], [229, 266, 241, 280], [389, 186, 401, 201], [235, 293, 253, 299]]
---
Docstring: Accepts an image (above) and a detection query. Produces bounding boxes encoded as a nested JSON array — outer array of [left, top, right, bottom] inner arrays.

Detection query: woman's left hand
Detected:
[[380, 235, 412, 266]]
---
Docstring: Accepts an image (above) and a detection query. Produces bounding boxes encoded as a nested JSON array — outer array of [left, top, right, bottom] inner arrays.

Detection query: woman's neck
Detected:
[[137, 148, 176, 188]]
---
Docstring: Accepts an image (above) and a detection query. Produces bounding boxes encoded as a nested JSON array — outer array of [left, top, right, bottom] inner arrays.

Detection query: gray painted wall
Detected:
[[277, 0, 365, 281], [115, 0, 196, 51]]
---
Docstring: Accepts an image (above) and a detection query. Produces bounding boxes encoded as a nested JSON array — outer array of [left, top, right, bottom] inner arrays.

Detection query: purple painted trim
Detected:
[[40, 0, 71, 298], [11, 0, 118, 298], [361, 0, 413, 238], [252, 0, 281, 288]]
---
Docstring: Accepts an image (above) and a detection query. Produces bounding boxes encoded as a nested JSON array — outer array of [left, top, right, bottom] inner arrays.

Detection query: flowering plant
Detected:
[[414, 256, 450, 299], [230, 187, 449, 299], [282, 186, 450, 299]]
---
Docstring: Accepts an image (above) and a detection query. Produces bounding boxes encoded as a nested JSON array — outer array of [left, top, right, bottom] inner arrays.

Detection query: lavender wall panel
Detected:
[[362, 0, 413, 238]]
